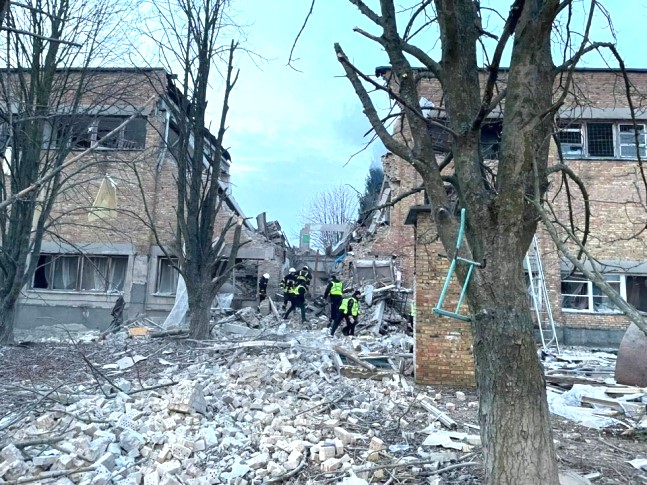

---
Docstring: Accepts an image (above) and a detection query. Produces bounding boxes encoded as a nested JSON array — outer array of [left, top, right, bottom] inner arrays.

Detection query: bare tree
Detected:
[[299, 184, 358, 251], [0, 0, 131, 344], [140, 0, 244, 340], [328, 1, 639, 484]]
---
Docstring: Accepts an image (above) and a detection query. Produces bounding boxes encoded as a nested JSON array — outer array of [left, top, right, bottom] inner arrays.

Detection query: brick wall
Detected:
[[382, 69, 647, 384], [18, 69, 273, 323], [413, 212, 475, 386]]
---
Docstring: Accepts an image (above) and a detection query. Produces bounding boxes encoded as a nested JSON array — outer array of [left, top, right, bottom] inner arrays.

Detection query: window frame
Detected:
[[32, 253, 128, 293], [557, 121, 647, 160], [561, 272, 634, 314], [154, 257, 179, 296], [54, 115, 147, 151]]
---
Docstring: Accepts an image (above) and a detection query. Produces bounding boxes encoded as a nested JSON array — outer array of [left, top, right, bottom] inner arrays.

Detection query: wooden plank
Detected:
[[333, 345, 377, 372], [268, 297, 282, 322], [544, 374, 606, 386], [419, 397, 457, 429], [581, 395, 645, 415]]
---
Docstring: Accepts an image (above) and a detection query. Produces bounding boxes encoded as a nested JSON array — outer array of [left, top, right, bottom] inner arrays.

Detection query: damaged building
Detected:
[[14, 68, 288, 330], [348, 67, 647, 386]]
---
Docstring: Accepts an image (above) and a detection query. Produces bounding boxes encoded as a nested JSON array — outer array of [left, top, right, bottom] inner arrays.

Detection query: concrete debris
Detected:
[[543, 349, 647, 430], [0, 305, 468, 484]]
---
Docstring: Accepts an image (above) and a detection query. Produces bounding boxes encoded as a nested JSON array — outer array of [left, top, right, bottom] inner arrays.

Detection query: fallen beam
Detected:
[[333, 345, 377, 372], [419, 397, 458, 429]]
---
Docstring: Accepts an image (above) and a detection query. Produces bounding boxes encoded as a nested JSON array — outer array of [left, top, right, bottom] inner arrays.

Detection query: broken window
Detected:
[[555, 121, 647, 159], [33, 254, 127, 292], [557, 123, 583, 158], [626, 276, 647, 312], [561, 273, 626, 314], [55, 116, 146, 150], [156, 257, 179, 295], [480, 121, 502, 160]]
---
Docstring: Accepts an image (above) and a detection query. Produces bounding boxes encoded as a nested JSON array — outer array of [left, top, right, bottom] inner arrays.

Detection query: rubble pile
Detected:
[[0, 317, 475, 485]]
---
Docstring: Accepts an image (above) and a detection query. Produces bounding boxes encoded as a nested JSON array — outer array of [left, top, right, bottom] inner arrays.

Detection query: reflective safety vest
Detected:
[[410, 302, 416, 317], [290, 284, 304, 296], [339, 297, 359, 317], [330, 281, 343, 296]]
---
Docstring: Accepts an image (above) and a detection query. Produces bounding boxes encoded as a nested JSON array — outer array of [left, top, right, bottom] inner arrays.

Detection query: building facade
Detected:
[[12, 68, 285, 330], [372, 68, 647, 385]]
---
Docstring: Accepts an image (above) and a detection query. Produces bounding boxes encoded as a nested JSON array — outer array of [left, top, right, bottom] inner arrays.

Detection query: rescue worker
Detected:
[[323, 274, 343, 327], [408, 301, 416, 325], [296, 265, 312, 288], [331, 290, 361, 337], [258, 273, 269, 311], [280, 268, 297, 310], [283, 282, 307, 323]]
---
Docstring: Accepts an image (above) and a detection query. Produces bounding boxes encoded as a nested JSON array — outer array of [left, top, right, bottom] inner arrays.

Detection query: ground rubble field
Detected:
[[0, 314, 645, 484]]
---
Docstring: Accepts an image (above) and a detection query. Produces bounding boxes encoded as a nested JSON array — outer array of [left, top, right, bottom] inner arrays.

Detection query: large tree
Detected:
[[141, 0, 244, 340], [0, 0, 129, 344], [332, 1, 631, 484]]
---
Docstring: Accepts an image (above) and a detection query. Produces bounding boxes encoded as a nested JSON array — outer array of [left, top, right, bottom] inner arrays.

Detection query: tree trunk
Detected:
[[0, 299, 17, 345], [471, 255, 558, 484], [187, 281, 212, 340]]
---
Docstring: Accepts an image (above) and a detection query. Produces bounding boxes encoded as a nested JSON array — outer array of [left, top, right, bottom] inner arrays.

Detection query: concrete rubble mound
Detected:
[[0, 309, 484, 485]]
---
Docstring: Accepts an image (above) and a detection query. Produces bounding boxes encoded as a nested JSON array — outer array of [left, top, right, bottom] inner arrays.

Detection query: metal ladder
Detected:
[[525, 235, 560, 353]]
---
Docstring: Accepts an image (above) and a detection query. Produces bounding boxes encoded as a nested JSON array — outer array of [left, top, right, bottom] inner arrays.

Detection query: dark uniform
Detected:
[[296, 266, 312, 288], [323, 276, 343, 326], [280, 269, 297, 310], [283, 283, 307, 323], [258, 274, 269, 304], [331, 291, 361, 337]]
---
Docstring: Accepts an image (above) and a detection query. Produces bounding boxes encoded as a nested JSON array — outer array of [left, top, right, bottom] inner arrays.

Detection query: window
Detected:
[[626, 276, 647, 312], [481, 121, 503, 160], [587, 123, 615, 157], [561, 273, 635, 314], [33, 254, 127, 292], [557, 121, 647, 159], [156, 257, 179, 295], [618, 124, 647, 158], [557, 123, 583, 158], [55, 116, 146, 150]]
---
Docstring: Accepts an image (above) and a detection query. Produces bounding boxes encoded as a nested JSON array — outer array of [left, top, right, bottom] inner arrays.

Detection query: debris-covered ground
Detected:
[[0, 310, 645, 484]]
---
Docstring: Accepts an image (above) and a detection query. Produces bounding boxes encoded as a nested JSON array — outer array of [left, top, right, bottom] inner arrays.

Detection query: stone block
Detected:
[[368, 437, 384, 452], [455, 391, 466, 401], [246, 452, 269, 470], [157, 459, 181, 477], [321, 458, 341, 472], [171, 443, 192, 460], [319, 445, 336, 462], [32, 454, 59, 468], [119, 429, 145, 453], [94, 452, 116, 471], [1, 444, 22, 464], [168, 382, 207, 415], [334, 427, 355, 445], [445, 402, 456, 412]]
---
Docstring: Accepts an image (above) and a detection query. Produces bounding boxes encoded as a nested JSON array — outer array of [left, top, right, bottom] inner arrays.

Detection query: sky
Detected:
[[209, 0, 645, 245]]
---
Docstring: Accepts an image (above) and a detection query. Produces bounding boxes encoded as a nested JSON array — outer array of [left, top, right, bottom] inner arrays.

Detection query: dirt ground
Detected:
[[0, 335, 645, 484]]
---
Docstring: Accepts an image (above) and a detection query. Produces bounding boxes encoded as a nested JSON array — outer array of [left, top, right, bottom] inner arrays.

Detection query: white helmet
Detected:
[[263, 273, 270, 279], [289, 267, 296, 273]]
